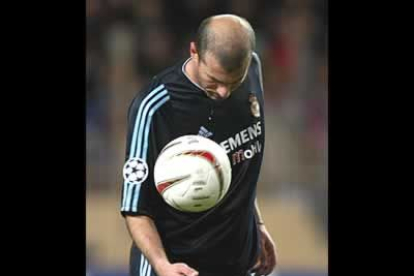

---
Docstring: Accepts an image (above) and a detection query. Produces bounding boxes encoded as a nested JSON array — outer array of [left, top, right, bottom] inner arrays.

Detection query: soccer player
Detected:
[[120, 14, 277, 276]]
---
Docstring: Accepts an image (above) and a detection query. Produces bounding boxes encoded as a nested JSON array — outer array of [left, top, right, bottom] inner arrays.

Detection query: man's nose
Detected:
[[216, 85, 230, 99]]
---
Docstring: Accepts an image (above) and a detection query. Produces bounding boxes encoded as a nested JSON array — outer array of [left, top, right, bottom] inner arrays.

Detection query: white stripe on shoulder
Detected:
[[135, 90, 169, 159], [123, 92, 171, 212], [141, 95, 170, 160], [129, 84, 165, 159], [122, 86, 169, 211], [130, 94, 170, 212]]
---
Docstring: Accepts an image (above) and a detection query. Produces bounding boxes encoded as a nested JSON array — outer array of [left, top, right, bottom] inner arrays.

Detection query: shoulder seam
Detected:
[[252, 52, 264, 93]]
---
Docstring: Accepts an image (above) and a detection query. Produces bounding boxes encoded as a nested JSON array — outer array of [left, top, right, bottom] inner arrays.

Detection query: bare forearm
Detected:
[[126, 215, 169, 272], [255, 197, 265, 225]]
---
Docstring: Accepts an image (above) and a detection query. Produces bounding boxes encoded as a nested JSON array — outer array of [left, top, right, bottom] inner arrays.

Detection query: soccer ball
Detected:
[[154, 135, 232, 212]]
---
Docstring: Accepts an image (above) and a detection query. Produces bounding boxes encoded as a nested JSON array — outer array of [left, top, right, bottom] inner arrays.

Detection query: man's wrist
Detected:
[[153, 258, 170, 275]]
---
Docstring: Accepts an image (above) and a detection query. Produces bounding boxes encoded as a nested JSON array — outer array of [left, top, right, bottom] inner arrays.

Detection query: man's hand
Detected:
[[126, 216, 198, 276], [154, 259, 199, 276], [251, 224, 278, 276]]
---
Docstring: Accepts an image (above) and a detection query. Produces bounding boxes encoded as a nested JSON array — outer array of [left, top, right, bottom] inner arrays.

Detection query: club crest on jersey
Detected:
[[123, 157, 149, 184], [249, 93, 260, 118]]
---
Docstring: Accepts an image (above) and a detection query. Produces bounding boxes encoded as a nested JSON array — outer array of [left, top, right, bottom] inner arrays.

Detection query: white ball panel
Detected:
[[154, 135, 232, 212]]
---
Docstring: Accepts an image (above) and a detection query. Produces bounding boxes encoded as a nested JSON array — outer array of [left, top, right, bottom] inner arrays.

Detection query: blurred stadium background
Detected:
[[86, 0, 328, 276]]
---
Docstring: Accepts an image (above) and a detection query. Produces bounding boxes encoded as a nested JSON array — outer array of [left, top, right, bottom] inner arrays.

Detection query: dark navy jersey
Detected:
[[120, 53, 266, 276]]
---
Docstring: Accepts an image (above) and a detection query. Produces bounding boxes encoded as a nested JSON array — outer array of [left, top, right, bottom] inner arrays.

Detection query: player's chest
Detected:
[[174, 91, 260, 132], [171, 91, 264, 166]]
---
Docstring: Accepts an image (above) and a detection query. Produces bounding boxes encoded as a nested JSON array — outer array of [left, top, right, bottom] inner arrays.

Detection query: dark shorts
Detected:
[[130, 243, 254, 276], [130, 244, 157, 276]]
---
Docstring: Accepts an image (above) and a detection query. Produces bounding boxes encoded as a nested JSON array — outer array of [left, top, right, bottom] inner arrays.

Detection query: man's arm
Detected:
[[252, 197, 278, 276], [122, 86, 197, 276], [255, 197, 265, 225], [126, 215, 198, 276]]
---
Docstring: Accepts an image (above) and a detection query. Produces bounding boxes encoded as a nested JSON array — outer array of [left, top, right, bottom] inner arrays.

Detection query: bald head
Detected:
[[195, 14, 256, 73]]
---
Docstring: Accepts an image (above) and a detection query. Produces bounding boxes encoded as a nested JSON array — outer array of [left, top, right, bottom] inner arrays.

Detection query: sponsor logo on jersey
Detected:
[[220, 121, 263, 165], [230, 141, 262, 165], [198, 126, 213, 138]]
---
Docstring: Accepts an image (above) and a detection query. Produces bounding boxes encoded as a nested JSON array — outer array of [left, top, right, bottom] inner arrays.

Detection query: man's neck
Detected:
[[183, 58, 203, 90], [184, 58, 194, 79]]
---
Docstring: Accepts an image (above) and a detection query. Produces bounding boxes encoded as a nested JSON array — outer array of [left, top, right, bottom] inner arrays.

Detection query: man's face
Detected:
[[196, 52, 250, 101]]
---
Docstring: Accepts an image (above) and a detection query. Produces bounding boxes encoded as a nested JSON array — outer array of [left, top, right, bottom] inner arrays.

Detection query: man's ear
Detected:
[[190, 42, 199, 62]]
